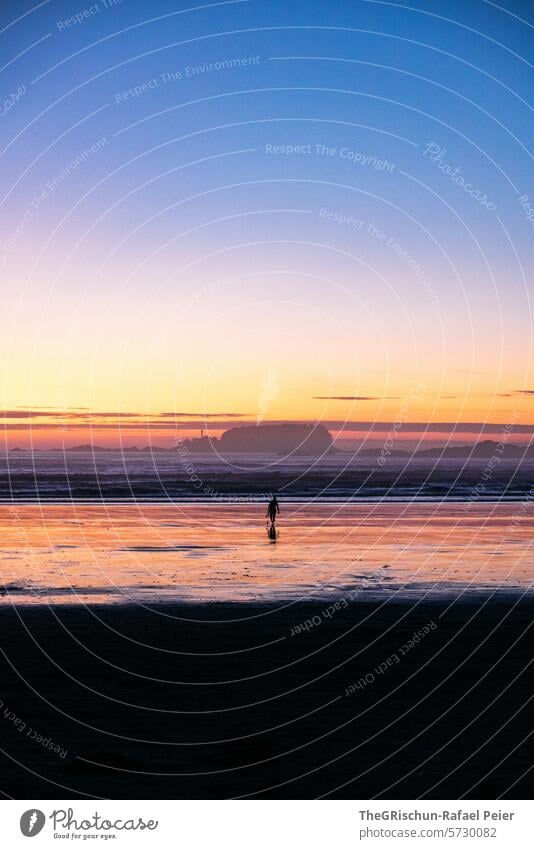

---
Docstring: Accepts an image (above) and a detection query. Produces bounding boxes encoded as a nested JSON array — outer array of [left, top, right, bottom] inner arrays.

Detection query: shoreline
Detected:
[[0, 497, 530, 503]]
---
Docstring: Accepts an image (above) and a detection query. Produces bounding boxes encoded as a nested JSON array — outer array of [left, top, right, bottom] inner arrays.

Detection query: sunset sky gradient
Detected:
[[1, 0, 533, 448]]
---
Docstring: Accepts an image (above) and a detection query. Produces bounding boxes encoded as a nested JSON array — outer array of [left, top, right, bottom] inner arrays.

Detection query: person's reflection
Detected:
[[267, 523, 278, 543]]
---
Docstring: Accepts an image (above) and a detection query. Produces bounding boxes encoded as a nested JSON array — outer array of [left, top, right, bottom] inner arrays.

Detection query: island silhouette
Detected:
[[180, 423, 335, 455]]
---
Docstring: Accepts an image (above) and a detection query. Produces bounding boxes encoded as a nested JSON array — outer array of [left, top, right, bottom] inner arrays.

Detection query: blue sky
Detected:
[[1, 0, 533, 446]]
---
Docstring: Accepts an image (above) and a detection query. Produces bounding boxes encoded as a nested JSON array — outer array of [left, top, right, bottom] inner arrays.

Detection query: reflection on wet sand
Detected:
[[0, 502, 532, 604]]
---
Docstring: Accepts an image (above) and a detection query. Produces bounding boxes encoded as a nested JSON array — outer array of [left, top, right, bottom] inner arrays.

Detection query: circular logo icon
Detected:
[[20, 810, 46, 837]]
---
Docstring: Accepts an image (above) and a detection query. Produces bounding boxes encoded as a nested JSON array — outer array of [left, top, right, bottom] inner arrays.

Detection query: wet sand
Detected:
[[0, 597, 532, 799], [1, 503, 533, 604]]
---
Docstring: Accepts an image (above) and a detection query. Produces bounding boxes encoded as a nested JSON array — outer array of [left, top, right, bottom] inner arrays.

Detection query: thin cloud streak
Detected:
[[0, 409, 250, 421], [313, 395, 401, 401], [3, 420, 534, 433]]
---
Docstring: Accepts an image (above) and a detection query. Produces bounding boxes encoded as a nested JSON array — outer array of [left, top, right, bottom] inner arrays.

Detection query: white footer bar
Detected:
[[2, 800, 531, 847]]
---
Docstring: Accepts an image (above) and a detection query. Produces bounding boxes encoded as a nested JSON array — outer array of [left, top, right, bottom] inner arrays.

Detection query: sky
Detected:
[[1, 0, 533, 448]]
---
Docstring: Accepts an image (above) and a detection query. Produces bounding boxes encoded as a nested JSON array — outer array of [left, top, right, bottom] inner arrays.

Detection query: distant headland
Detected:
[[10, 433, 534, 460], [180, 423, 335, 455]]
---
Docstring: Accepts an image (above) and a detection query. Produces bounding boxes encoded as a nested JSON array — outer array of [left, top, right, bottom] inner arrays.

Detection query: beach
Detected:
[[0, 502, 532, 798], [0, 598, 531, 799], [1, 502, 532, 604]]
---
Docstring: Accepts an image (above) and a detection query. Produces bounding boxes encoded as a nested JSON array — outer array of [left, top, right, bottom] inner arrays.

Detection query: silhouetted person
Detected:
[[266, 495, 280, 524]]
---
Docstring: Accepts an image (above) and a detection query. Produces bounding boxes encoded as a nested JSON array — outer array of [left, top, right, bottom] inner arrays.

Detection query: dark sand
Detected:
[[0, 597, 532, 799]]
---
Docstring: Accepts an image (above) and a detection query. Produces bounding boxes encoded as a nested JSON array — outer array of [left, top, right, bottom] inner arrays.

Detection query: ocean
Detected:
[[1, 449, 533, 501]]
